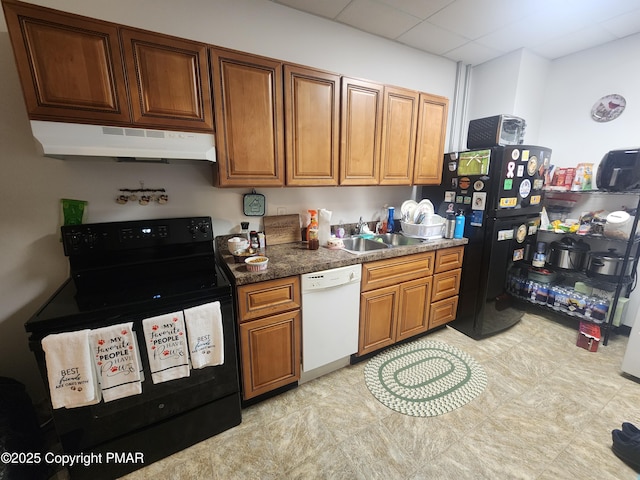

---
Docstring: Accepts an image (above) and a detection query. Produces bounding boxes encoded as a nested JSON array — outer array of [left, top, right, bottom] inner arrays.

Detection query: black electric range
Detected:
[[25, 217, 241, 480]]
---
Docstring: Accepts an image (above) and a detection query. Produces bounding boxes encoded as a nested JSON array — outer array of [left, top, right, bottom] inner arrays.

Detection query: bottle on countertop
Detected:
[[307, 210, 319, 250], [240, 222, 250, 242], [387, 206, 395, 234], [250, 230, 259, 249], [444, 206, 456, 239], [454, 210, 465, 239]]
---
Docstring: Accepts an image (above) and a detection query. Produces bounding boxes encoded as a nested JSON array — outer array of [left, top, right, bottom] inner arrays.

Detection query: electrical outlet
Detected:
[[277, 207, 287, 215]]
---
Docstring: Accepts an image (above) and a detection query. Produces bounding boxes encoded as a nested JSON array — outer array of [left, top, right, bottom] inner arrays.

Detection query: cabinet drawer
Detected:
[[429, 296, 458, 329], [434, 246, 464, 273], [431, 268, 461, 302], [237, 276, 301, 322], [361, 252, 435, 292]]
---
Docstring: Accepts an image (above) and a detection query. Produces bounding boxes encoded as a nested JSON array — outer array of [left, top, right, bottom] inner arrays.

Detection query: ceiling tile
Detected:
[[398, 21, 470, 55], [601, 9, 640, 38], [377, 0, 455, 19], [530, 25, 617, 59], [443, 40, 504, 65], [272, 0, 351, 19], [336, 0, 421, 39], [427, 0, 537, 40]]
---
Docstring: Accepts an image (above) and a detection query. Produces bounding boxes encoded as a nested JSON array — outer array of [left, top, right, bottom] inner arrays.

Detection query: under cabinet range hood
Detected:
[[29, 121, 216, 162]]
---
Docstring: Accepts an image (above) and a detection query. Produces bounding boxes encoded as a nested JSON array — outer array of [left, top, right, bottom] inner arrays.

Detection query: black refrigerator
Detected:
[[423, 145, 552, 339]]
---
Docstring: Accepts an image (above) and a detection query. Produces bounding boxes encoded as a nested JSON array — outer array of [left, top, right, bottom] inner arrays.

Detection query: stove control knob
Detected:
[[199, 224, 210, 234], [188, 225, 197, 235]]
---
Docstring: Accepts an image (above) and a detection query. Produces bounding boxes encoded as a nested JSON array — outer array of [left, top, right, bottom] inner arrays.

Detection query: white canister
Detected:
[[228, 236, 248, 252], [604, 211, 637, 240]]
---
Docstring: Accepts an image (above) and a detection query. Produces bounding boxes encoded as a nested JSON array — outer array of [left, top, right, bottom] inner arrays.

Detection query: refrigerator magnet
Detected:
[[470, 210, 483, 226], [499, 197, 517, 208], [511, 149, 520, 160], [463, 196, 472, 204], [497, 229, 514, 241], [513, 248, 524, 261], [519, 179, 531, 198], [527, 156, 538, 176], [473, 180, 484, 191], [506, 162, 516, 178], [504, 178, 513, 190], [533, 179, 543, 190], [472, 192, 486, 210], [517, 165, 524, 177], [521, 150, 530, 161], [444, 191, 456, 202], [456, 195, 464, 203], [531, 195, 541, 205]]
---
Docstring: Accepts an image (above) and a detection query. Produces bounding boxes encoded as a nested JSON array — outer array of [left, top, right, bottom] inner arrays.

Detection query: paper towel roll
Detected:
[[318, 209, 332, 247]]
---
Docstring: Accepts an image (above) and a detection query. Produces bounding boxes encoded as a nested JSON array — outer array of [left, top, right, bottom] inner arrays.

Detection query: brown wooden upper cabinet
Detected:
[[339, 77, 384, 186], [413, 93, 449, 185], [379, 86, 420, 185], [2, 0, 213, 132], [284, 65, 340, 186], [211, 48, 285, 187], [119, 28, 213, 131], [2, 0, 130, 124]]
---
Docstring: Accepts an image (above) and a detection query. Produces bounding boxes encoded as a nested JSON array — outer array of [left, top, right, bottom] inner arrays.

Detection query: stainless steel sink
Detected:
[[341, 236, 390, 254], [371, 233, 424, 246]]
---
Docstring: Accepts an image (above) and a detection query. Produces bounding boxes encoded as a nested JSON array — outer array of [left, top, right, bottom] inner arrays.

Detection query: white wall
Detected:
[[467, 48, 550, 146], [538, 33, 640, 170], [0, 0, 458, 399]]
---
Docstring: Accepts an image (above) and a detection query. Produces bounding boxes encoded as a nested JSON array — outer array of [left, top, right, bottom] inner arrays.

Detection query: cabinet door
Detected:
[[120, 28, 213, 131], [3, 0, 130, 124], [284, 65, 339, 186], [339, 77, 383, 186], [413, 93, 449, 185], [239, 310, 301, 400], [358, 285, 398, 356], [379, 86, 419, 186], [211, 48, 284, 187], [396, 277, 432, 342]]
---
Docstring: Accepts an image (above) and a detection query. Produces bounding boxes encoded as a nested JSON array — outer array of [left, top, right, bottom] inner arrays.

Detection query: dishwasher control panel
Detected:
[[301, 264, 362, 291]]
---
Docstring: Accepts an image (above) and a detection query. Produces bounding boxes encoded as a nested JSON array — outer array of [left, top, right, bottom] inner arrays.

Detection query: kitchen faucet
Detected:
[[356, 217, 367, 234]]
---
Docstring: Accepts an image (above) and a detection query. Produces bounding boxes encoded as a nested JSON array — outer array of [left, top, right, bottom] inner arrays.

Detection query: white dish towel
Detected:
[[184, 301, 224, 369], [41, 330, 101, 409], [89, 322, 143, 402], [142, 311, 190, 384]]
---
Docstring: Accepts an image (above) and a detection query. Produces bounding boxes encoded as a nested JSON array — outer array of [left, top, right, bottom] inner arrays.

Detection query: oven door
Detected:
[[29, 293, 240, 453]]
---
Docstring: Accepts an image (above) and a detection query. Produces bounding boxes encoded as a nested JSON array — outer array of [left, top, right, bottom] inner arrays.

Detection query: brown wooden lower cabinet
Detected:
[[238, 310, 301, 400], [236, 276, 301, 400], [357, 247, 463, 357]]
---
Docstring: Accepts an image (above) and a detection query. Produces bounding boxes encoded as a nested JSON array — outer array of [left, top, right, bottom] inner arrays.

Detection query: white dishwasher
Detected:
[[300, 264, 361, 383]]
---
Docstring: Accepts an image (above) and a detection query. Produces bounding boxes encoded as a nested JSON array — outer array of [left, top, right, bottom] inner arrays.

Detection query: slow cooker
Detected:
[[548, 237, 590, 271], [586, 248, 635, 279]]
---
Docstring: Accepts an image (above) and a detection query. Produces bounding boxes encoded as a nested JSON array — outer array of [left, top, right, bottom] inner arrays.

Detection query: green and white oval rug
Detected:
[[364, 339, 487, 417]]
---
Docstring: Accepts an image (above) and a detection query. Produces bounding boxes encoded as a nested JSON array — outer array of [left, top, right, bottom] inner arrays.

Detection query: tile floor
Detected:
[[64, 311, 640, 479]]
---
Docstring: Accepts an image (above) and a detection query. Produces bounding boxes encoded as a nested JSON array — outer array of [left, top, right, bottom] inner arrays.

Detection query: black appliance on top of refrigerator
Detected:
[[423, 145, 552, 339]]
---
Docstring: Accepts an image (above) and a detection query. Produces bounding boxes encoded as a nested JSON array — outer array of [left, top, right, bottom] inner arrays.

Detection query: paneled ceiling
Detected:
[[271, 0, 640, 65]]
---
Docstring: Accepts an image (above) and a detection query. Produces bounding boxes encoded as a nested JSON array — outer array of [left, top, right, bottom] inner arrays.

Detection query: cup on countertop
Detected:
[[327, 238, 344, 249], [228, 237, 249, 253]]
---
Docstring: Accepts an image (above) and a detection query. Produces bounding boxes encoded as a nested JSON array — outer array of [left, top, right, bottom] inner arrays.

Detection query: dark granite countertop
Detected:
[[215, 235, 468, 286]]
